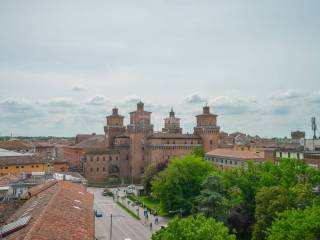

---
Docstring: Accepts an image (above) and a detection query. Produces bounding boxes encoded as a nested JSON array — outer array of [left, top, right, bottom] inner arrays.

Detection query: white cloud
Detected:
[[272, 89, 305, 101], [44, 97, 76, 108], [72, 85, 87, 92], [85, 95, 108, 106], [210, 96, 252, 115], [185, 93, 206, 104]]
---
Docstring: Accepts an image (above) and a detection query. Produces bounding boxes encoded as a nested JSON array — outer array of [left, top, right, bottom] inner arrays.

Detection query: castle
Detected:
[[79, 101, 220, 182]]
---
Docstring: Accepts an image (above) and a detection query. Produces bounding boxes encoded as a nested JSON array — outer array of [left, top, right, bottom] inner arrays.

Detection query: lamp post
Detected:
[[110, 214, 125, 240]]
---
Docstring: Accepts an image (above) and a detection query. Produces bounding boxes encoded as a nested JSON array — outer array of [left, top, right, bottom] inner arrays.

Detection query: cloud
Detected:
[[86, 95, 108, 106], [185, 93, 206, 104], [272, 105, 291, 115], [72, 85, 87, 92], [210, 96, 251, 115], [44, 97, 76, 108], [272, 89, 305, 101], [309, 91, 320, 103]]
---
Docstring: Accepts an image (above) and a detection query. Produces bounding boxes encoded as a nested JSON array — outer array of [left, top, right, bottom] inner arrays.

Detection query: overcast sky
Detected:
[[0, 0, 319, 138]]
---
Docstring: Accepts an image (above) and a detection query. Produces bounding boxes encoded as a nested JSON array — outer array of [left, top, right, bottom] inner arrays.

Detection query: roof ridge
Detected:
[[23, 181, 61, 240]]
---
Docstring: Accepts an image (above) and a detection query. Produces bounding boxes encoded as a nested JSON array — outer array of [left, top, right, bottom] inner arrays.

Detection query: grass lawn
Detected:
[[129, 195, 167, 217], [117, 202, 141, 220]]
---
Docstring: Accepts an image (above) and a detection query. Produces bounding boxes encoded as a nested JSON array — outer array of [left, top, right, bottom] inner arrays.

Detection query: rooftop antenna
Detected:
[[311, 117, 317, 140]]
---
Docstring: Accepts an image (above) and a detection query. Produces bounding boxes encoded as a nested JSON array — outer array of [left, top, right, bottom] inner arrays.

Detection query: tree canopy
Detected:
[[266, 205, 320, 240], [151, 214, 236, 240], [151, 155, 215, 215]]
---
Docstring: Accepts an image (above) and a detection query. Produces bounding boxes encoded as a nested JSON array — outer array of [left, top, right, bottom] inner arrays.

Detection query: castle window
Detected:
[[90, 168, 93, 172], [173, 140, 175, 144], [91, 157, 93, 162], [126, 155, 129, 160], [32, 165, 34, 168], [16, 166, 19, 168], [103, 157, 105, 161], [21, 166, 24, 168], [140, 167, 145, 174], [210, 140, 213, 145], [103, 167, 105, 172], [97, 167, 99, 172], [191, 141, 193, 144], [116, 156, 118, 161], [288, 152, 291, 158], [184, 140, 187, 144], [142, 155, 144, 161], [5, 167, 8, 169], [167, 140, 170, 144], [97, 157, 99, 162], [109, 156, 112, 161]]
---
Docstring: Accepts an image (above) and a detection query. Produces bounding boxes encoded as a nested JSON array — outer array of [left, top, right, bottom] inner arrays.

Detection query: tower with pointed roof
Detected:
[[194, 105, 220, 152], [162, 108, 182, 134], [104, 107, 125, 147], [127, 101, 153, 181]]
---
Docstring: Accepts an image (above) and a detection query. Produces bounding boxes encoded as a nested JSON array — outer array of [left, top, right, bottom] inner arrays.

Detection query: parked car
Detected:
[[95, 210, 103, 217]]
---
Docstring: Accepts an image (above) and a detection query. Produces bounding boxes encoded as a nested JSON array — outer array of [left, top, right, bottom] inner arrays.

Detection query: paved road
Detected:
[[111, 187, 169, 231], [88, 187, 152, 240]]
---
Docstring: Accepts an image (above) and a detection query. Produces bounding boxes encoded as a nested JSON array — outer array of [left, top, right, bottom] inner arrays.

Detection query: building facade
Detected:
[[82, 102, 220, 182]]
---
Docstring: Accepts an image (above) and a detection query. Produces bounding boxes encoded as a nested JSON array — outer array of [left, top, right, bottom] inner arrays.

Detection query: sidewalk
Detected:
[[114, 190, 170, 233]]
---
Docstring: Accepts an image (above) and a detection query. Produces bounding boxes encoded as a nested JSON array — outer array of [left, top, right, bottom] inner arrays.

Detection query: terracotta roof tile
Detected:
[[206, 148, 265, 161], [5, 181, 94, 240]]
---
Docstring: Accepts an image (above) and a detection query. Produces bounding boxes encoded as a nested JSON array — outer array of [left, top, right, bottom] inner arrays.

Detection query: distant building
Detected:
[[32, 142, 57, 158], [304, 139, 320, 151], [205, 148, 267, 170], [304, 152, 320, 168], [0, 148, 68, 175], [291, 130, 305, 140], [0, 140, 33, 153]]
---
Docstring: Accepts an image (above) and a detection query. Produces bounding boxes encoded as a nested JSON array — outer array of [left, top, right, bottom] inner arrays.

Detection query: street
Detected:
[[88, 187, 152, 240]]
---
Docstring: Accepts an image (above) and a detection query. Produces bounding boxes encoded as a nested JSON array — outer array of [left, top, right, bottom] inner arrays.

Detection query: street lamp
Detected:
[[109, 214, 125, 240], [169, 209, 183, 218]]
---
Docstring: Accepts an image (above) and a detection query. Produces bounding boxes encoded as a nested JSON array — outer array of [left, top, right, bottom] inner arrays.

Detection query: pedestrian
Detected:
[[149, 222, 152, 231], [144, 208, 148, 224], [154, 213, 159, 225]]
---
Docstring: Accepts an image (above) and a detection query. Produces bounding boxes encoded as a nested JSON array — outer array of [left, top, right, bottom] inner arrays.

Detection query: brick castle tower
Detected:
[[194, 105, 220, 152]]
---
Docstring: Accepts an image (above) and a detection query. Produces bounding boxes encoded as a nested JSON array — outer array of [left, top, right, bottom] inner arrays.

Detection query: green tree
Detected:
[[151, 214, 236, 240], [195, 175, 229, 221], [252, 186, 293, 240], [141, 164, 157, 195], [151, 155, 215, 215], [191, 146, 205, 158], [266, 205, 320, 240]]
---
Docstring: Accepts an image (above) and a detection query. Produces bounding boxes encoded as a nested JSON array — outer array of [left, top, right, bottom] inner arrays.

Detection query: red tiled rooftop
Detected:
[[206, 148, 265, 160], [5, 181, 94, 240], [0, 174, 19, 186], [0, 141, 32, 151]]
